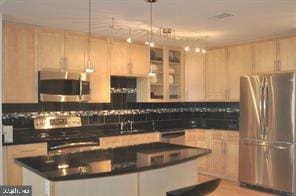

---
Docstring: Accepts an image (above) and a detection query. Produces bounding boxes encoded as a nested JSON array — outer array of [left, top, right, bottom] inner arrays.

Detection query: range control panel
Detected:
[[34, 116, 82, 130]]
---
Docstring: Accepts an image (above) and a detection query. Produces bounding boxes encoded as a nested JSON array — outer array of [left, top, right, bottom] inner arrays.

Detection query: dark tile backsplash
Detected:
[[2, 77, 240, 131]]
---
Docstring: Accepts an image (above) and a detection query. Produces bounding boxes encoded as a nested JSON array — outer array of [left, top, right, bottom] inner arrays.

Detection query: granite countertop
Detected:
[[3, 119, 239, 146], [16, 142, 211, 181]]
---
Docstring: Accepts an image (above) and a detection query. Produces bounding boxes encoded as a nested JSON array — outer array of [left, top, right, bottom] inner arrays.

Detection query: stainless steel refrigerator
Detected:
[[239, 72, 296, 194]]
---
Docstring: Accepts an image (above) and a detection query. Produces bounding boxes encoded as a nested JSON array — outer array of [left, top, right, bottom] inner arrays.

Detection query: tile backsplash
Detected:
[[2, 77, 240, 131]]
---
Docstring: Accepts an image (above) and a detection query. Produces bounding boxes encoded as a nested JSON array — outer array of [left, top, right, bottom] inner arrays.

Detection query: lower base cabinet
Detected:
[[185, 129, 239, 181], [99, 132, 160, 149], [3, 143, 48, 185]]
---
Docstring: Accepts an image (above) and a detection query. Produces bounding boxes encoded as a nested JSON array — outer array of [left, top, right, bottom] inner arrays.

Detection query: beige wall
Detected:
[[0, 2, 4, 185]]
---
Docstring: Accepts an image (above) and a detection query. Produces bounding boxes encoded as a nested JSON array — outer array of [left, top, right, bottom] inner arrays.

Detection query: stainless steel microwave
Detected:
[[38, 71, 90, 102]]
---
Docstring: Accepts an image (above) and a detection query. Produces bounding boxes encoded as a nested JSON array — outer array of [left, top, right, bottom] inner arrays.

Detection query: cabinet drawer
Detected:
[[186, 130, 196, 137], [141, 133, 160, 143], [100, 137, 122, 148], [196, 130, 207, 140], [224, 131, 239, 142], [210, 131, 224, 140], [122, 135, 141, 146], [7, 143, 47, 158]]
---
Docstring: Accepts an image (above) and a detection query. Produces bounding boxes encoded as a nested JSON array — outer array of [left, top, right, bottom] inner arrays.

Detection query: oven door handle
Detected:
[[161, 132, 185, 139], [50, 141, 99, 150]]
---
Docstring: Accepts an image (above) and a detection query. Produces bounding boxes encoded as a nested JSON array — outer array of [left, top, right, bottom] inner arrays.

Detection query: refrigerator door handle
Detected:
[[271, 145, 287, 150], [263, 84, 269, 138], [259, 83, 265, 138]]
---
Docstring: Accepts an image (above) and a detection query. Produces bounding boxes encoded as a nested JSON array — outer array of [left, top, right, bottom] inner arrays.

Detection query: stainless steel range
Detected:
[[33, 116, 100, 155]]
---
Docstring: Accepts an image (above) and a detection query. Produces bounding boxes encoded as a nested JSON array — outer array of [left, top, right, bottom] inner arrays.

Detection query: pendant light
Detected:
[[85, 0, 94, 73], [146, 0, 157, 77], [145, 0, 157, 47]]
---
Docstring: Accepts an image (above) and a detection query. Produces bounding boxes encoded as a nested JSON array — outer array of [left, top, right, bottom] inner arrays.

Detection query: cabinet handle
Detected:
[[224, 142, 227, 154], [20, 149, 36, 153]]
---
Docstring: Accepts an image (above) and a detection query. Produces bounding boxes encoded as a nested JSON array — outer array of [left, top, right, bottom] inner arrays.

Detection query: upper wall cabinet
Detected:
[[228, 44, 252, 101], [184, 52, 205, 101], [3, 23, 37, 103], [129, 43, 149, 76], [253, 40, 277, 73], [110, 40, 149, 77], [206, 48, 227, 101], [279, 37, 296, 71], [65, 32, 87, 72], [37, 28, 64, 71], [89, 37, 110, 103], [110, 40, 129, 76]]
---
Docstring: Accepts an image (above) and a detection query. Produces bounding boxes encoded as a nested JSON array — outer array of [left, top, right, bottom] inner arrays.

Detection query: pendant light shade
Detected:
[[85, 0, 94, 73]]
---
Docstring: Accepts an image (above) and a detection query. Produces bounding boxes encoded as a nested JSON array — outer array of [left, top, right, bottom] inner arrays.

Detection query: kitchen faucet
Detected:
[[120, 120, 133, 131]]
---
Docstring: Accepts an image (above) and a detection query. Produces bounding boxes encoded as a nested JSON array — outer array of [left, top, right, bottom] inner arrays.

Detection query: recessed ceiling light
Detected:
[[211, 12, 234, 20]]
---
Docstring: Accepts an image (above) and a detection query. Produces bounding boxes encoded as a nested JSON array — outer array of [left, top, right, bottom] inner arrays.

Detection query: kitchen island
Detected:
[[16, 142, 210, 196]]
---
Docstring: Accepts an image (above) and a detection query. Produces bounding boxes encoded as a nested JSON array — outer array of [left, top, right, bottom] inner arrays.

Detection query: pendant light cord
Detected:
[[88, 0, 91, 63], [150, 2, 152, 42]]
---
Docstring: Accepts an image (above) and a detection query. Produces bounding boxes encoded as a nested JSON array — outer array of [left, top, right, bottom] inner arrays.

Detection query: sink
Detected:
[[119, 129, 145, 134]]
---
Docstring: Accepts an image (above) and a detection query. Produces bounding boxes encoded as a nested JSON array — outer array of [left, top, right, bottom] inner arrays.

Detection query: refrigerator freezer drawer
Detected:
[[239, 140, 294, 193]]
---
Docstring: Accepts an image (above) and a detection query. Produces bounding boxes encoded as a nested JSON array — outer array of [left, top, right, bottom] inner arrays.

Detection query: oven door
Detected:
[[48, 140, 100, 155], [39, 71, 90, 102]]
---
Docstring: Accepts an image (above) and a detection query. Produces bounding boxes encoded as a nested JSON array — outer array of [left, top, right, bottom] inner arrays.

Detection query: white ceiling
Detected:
[[3, 0, 296, 48]]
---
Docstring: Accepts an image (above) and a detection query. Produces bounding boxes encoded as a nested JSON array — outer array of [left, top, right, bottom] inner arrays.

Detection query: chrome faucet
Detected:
[[120, 120, 134, 131]]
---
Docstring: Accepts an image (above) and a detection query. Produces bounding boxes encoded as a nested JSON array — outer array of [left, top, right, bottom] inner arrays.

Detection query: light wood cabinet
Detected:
[[64, 32, 87, 72], [209, 131, 225, 176], [185, 52, 205, 101], [141, 132, 160, 144], [207, 130, 239, 181], [37, 27, 64, 71], [228, 44, 252, 101], [89, 37, 110, 103], [99, 132, 160, 149], [206, 48, 227, 101], [99, 136, 122, 149], [195, 130, 209, 172], [110, 40, 129, 76], [185, 130, 197, 147], [253, 40, 277, 73], [130, 43, 149, 76], [3, 22, 37, 103], [3, 143, 48, 185], [224, 132, 239, 179], [279, 36, 296, 71]]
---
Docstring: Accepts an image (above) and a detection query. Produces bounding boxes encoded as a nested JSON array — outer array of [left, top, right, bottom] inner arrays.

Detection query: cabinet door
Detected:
[[209, 131, 225, 175], [65, 32, 87, 72], [206, 48, 227, 101], [37, 28, 64, 70], [253, 40, 276, 73], [185, 130, 197, 147], [279, 36, 296, 71], [185, 52, 205, 101], [196, 130, 209, 172], [89, 37, 110, 103], [3, 143, 47, 185], [224, 140, 239, 180], [224, 131, 239, 179], [110, 40, 129, 76], [3, 23, 36, 103], [130, 43, 149, 76], [228, 44, 252, 101]]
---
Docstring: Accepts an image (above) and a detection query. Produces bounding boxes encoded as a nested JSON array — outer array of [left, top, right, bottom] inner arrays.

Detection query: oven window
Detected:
[[40, 80, 90, 95]]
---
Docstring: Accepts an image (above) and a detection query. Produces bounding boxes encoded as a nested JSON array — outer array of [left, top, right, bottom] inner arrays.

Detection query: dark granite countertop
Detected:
[[3, 121, 239, 146], [16, 142, 211, 181]]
